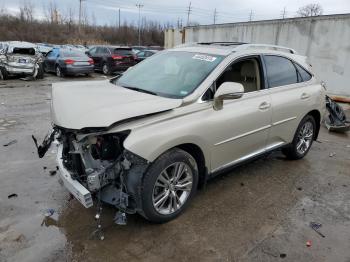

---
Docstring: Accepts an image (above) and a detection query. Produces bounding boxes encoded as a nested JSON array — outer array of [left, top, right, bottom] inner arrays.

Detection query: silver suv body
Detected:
[[38, 42, 325, 223]]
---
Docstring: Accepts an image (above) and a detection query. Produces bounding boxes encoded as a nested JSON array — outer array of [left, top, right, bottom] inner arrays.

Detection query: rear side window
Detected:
[[295, 63, 312, 82], [114, 49, 133, 56], [264, 55, 298, 88]]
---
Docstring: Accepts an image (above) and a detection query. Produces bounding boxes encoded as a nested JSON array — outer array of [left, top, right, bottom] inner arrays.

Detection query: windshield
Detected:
[[116, 51, 224, 98]]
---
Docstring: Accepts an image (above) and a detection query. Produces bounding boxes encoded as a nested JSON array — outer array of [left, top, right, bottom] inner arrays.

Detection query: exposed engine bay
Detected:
[[33, 126, 149, 232]]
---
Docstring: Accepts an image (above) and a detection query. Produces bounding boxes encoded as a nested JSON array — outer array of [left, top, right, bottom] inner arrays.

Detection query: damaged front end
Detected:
[[34, 127, 149, 217]]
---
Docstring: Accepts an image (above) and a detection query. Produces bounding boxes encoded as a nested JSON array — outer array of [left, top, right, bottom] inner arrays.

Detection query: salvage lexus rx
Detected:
[[35, 42, 325, 224]]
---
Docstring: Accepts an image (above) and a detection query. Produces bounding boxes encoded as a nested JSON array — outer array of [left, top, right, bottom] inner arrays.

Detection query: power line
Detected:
[[136, 3, 144, 46]]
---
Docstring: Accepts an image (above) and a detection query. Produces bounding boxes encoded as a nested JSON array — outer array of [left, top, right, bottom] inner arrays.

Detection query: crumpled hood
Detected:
[[51, 80, 183, 130]]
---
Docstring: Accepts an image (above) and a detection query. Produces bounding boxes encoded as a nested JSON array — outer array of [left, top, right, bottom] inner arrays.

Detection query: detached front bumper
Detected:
[[56, 145, 93, 208]]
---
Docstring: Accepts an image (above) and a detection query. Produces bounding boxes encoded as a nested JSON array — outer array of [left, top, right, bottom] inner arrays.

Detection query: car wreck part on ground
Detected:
[[325, 95, 350, 132], [309, 222, 325, 238], [3, 139, 17, 147], [8, 193, 18, 199], [32, 128, 58, 158]]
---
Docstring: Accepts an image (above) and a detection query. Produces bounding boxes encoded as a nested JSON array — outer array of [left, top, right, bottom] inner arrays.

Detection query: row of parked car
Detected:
[[0, 41, 160, 80]]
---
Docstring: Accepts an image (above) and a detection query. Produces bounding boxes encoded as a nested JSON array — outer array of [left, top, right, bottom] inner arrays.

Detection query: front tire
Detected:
[[282, 115, 316, 160], [139, 148, 199, 223]]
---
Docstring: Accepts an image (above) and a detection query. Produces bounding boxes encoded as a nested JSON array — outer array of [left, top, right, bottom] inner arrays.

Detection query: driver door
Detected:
[[209, 56, 272, 172]]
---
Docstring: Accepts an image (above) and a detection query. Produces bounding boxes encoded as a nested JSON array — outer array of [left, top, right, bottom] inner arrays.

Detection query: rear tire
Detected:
[[36, 63, 44, 79], [0, 67, 8, 80], [102, 63, 110, 75], [56, 65, 64, 77], [282, 115, 316, 160], [139, 148, 198, 223]]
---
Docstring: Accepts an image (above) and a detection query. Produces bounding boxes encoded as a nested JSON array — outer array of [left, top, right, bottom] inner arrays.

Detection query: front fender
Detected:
[[123, 130, 211, 170]]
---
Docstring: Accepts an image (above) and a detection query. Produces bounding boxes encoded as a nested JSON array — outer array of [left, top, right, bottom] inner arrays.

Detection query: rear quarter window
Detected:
[[264, 55, 298, 88], [294, 63, 312, 82]]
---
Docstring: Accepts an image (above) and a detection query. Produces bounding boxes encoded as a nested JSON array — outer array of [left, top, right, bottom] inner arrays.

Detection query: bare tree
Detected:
[[297, 3, 323, 17], [19, 0, 35, 22]]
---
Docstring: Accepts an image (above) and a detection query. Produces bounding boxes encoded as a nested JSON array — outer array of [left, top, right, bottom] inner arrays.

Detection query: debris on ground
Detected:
[[240, 182, 245, 187], [43, 166, 47, 170], [44, 208, 55, 217], [325, 95, 350, 132], [329, 152, 336, 157], [3, 139, 17, 147], [310, 222, 326, 238], [280, 253, 287, 258], [49, 170, 57, 176], [297, 187, 302, 191], [306, 240, 312, 247], [8, 193, 18, 199]]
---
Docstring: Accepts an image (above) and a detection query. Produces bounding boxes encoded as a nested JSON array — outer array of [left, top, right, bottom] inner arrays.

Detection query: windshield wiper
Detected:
[[122, 85, 158, 96]]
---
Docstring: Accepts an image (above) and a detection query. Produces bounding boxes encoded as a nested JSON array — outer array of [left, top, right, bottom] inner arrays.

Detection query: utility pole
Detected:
[[118, 8, 121, 28], [249, 9, 253, 21], [78, 0, 86, 34], [186, 2, 192, 26], [136, 3, 144, 46], [281, 7, 286, 19], [213, 8, 217, 24]]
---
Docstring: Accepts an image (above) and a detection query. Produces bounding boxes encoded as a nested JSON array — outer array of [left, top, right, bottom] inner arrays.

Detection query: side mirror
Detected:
[[213, 82, 244, 110], [85, 51, 90, 56]]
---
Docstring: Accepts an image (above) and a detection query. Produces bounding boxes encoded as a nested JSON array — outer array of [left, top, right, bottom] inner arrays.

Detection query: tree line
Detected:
[[0, 2, 169, 46]]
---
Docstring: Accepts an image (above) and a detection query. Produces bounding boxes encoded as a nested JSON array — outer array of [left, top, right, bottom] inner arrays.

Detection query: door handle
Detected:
[[259, 102, 271, 110], [301, 93, 310, 100]]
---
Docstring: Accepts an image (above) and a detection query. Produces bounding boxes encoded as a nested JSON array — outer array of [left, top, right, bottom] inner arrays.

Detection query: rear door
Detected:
[[263, 55, 313, 147]]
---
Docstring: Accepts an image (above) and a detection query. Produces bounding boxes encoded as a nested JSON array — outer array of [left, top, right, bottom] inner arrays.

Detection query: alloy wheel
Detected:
[[296, 121, 314, 155], [152, 162, 193, 215], [102, 64, 109, 75], [56, 66, 61, 77]]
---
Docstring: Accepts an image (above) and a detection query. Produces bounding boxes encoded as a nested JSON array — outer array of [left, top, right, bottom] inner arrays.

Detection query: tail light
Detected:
[[64, 59, 75, 65], [88, 59, 94, 65], [112, 55, 123, 60]]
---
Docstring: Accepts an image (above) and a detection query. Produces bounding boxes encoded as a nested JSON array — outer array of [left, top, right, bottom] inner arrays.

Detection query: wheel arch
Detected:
[[175, 143, 208, 189], [307, 109, 321, 140]]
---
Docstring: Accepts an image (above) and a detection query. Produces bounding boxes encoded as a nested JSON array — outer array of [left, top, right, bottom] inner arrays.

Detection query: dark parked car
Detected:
[[44, 48, 94, 77], [86, 46, 136, 75], [135, 50, 157, 63]]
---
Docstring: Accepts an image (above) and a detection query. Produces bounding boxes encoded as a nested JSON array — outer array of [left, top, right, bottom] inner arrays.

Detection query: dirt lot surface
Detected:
[[0, 74, 349, 262]]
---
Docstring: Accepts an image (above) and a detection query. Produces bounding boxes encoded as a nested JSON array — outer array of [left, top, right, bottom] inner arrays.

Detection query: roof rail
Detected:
[[197, 42, 247, 46], [237, 44, 297, 54]]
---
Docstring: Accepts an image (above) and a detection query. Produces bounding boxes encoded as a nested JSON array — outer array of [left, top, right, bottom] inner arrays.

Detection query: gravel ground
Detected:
[[0, 74, 349, 262]]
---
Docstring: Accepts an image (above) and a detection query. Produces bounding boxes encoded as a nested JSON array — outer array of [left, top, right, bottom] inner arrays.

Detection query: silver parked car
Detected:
[[0, 41, 44, 80], [35, 42, 325, 224]]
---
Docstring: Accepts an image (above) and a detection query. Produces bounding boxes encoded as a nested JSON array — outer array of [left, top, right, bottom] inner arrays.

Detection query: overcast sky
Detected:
[[0, 0, 349, 26]]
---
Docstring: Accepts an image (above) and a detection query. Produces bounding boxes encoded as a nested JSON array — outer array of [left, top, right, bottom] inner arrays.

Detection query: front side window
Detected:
[[264, 55, 298, 88], [115, 51, 224, 98], [203, 57, 262, 101]]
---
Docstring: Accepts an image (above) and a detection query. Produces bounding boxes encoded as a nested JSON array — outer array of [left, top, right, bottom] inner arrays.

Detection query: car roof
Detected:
[[172, 42, 297, 56]]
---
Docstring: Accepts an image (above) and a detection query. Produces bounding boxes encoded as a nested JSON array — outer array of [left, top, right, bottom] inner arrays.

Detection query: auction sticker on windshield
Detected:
[[192, 54, 217, 62]]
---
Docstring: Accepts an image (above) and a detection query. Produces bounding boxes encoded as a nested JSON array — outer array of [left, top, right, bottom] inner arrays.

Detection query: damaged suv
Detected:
[[36, 43, 325, 223], [0, 41, 44, 80]]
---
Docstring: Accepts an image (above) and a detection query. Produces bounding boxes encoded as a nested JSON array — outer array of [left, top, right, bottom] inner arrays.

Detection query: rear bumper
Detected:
[[4, 64, 35, 75], [62, 65, 94, 75], [56, 145, 93, 208]]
